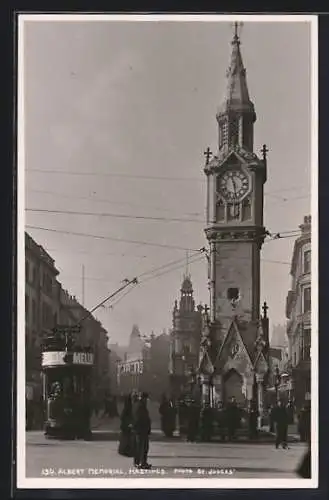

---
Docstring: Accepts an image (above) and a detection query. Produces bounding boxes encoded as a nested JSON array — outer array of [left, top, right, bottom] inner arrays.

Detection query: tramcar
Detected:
[[41, 326, 94, 440]]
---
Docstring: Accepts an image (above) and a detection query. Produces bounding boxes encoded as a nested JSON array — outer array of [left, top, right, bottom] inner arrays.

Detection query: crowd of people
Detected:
[[158, 395, 259, 443], [118, 393, 311, 463]]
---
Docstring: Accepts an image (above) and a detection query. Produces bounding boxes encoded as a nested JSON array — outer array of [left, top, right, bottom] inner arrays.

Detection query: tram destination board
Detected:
[[53, 325, 82, 335]]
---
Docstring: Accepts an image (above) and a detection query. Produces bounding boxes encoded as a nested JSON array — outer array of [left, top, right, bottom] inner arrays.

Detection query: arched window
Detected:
[[227, 202, 240, 221], [216, 198, 225, 221], [230, 118, 239, 146], [242, 197, 252, 221]]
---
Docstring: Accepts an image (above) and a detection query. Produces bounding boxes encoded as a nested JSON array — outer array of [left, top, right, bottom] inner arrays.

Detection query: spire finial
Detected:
[[204, 147, 212, 166], [185, 250, 189, 277], [232, 21, 243, 44]]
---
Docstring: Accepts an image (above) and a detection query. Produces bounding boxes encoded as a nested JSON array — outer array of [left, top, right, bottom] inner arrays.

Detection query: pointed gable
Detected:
[[254, 351, 269, 376], [216, 147, 263, 169], [198, 347, 214, 375], [215, 319, 254, 375]]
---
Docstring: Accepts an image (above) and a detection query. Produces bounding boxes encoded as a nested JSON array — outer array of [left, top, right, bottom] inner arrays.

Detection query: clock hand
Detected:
[[232, 178, 237, 197]]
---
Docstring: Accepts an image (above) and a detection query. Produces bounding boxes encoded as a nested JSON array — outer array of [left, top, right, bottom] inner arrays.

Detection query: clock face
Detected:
[[218, 170, 249, 201]]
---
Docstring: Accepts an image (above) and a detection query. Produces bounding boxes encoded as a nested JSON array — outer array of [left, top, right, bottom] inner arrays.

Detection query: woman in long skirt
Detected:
[[118, 395, 135, 459]]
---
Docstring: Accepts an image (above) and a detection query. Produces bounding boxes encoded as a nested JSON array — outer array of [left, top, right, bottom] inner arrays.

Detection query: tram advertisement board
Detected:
[[42, 351, 94, 368]]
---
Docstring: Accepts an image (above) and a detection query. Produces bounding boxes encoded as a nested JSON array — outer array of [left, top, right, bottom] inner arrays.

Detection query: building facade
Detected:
[[25, 232, 60, 404], [117, 326, 171, 400], [271, 324, 288, 349], [198, 28, 270, 417], [169, 275, 202, 399], [286, 215, 311, 409], [116, 325, 147, 396], [58, 289, 110, 404]]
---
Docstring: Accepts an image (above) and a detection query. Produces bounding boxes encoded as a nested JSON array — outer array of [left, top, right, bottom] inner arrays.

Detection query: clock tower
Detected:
[[199, 25, 270, 417]]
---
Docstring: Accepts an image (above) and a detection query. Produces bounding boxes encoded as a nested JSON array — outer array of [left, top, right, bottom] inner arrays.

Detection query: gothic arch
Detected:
[[223, 368, 245, 405]]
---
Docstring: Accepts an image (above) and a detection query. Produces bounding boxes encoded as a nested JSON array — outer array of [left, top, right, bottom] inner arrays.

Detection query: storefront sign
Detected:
[[42, 351, 94, 367]]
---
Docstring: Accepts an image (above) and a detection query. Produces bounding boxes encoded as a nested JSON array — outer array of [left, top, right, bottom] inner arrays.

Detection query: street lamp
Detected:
[[189, 367, 197, 395], [274, 366, 281, 403]]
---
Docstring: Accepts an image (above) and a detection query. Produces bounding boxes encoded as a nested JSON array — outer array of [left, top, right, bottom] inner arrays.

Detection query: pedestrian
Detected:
[[200, 403, 213, 442], [296, 403, 311, 478], [274, 400, 289, 449], [268, 404, 275, 433], [226, 397, 240, 441], [248, 401, 259, 440], [216, 401, 227, 441], [133, 392, 152, 469], [186, 399, 200, 442], [131, 391, 140, 421], [159, 394, 176, 437], [178, 397, 188, 437], [298, 402, 311, 443], [103, 395, 111, 418], [118, 395, 136, 460], [287, 400, 294, 425]]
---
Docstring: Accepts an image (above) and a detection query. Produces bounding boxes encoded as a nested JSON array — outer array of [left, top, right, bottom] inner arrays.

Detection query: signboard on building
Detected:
[[53, 325, 82, 335], [42, 351, 94, 367]]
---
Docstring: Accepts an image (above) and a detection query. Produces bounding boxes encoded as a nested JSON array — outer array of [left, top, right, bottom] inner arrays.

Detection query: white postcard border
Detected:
[[16, 13, 318, 489]]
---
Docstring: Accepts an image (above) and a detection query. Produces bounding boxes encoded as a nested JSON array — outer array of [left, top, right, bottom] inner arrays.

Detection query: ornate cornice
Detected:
[[204, 225, 267, 245]]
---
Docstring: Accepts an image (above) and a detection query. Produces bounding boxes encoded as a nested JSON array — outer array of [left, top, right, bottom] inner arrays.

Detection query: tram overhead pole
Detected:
[[75, 276, 139, 326]]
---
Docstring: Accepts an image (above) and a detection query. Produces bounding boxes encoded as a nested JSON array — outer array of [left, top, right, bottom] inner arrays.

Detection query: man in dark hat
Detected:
[[133, 392, 152, 469]]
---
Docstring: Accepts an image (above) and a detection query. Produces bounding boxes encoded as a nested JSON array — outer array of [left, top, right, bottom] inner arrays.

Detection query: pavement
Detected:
[[25, 430, 307, 479]]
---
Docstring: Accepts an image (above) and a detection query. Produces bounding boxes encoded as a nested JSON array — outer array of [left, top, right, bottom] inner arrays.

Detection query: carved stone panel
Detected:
[[216, 322, 253, 377]]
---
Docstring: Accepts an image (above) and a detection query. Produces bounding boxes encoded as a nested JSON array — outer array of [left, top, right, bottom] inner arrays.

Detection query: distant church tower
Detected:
[[198, 24, 270, 419], [169, 271, 202, 399]]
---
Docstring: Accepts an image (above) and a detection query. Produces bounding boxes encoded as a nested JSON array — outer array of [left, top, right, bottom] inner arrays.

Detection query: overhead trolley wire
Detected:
[[26, 225, 200, 252]]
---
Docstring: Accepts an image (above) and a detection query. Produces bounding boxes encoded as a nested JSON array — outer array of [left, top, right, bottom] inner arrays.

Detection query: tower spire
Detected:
[[216, 24, 256, 152], [224, 22, 251, 111]]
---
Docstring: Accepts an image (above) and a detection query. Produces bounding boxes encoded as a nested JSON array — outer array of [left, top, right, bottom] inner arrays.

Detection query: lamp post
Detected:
[[274, 366, 281, 403]]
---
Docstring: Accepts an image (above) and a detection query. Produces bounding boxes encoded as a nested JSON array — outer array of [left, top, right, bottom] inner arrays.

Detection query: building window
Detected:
[[216, 199, 225, 221], [303, 328, 311, 361], [25, 260, 29, 283], [42, 301, 53, 329], [31, 265, 37, 286], [219, 121, 228, 149], [230, 118, 239, 146], [303, 249, 311, 274], [242, 197, 252, 221], [32, 299, 37, 326], [227, 288, 240, 301], [42, 273, 53, 295], [227, 202, 240, 221], [25, 295, 29, 324], [303, 287, 311, 313], [219, 126, 223, 149]]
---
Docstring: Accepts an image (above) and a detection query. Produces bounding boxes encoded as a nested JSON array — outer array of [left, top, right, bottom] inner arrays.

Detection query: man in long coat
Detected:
[[274, 400, 289, 449], [159, 394, 176, 437]]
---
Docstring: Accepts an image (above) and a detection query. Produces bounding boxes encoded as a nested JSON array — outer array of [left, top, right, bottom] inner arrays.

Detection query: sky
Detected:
[[23, 17, 312, 346]]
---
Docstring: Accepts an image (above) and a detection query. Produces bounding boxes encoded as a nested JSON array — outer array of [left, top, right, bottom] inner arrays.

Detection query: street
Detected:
[[26, 431, 307, 479]]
